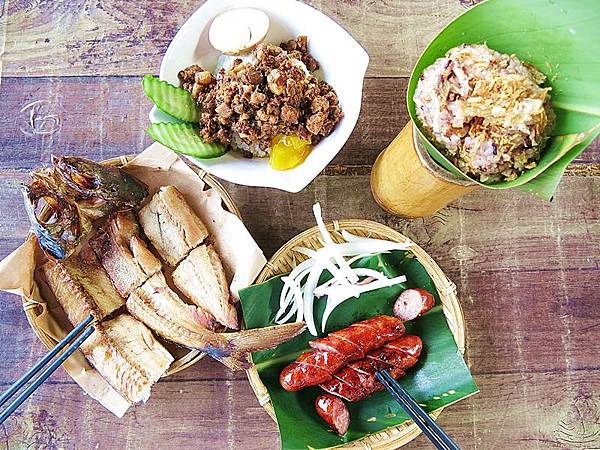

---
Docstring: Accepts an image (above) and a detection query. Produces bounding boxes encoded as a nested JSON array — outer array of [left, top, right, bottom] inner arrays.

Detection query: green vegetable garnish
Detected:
[[147, 123, 227, 159], [142, 75, 199, 123]]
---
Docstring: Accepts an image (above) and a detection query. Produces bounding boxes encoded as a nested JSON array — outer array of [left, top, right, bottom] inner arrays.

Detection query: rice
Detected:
[[414, 44, 554, 182]]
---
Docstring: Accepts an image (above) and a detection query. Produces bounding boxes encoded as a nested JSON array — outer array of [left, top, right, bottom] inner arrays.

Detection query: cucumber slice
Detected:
[[142, 75, 199, 123], [147, 123, 227, 159]]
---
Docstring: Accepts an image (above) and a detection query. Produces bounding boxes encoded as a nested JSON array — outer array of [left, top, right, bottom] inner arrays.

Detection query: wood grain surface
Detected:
[[1, 0, 464, 78], [0, 0, 599, 449]]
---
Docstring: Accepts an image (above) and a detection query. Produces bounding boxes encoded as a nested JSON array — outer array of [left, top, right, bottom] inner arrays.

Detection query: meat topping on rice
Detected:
[[178, 36, 343, 158]]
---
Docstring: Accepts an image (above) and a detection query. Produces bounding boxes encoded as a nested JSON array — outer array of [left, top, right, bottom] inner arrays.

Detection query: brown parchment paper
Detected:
[[0, 143, 267, 417]]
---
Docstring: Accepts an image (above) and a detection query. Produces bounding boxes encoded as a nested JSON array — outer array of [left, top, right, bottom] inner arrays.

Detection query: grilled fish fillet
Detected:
[[81, 314, 173, 404], [90, 211, 162, 297], [172, 244, 237, 329], [40, 247, 124, 325], [138, 186, 209, 266], [129, 272, 218, 334], [127, 273, 306, 370]]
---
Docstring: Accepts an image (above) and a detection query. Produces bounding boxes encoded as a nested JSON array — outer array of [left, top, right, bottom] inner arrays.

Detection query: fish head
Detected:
[[21, 182, 89, 259]]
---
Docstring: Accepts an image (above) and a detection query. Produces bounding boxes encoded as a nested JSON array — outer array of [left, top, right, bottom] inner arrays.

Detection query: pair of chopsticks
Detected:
[[376, 370, 461, 450], [0, 314, 95, 425]]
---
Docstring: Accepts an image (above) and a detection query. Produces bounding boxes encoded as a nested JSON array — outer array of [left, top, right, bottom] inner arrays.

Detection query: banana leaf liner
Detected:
[[408, 0, 600, 200], [240, 222, 478, 449]]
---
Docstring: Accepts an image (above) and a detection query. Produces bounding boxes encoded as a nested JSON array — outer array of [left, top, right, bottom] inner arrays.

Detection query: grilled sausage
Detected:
[[319, 335, 422, 402], [315, 394, 350, 436], [393, 288, 435, 321], [279, 351, 345, 391], [280, 316, 405, 391]]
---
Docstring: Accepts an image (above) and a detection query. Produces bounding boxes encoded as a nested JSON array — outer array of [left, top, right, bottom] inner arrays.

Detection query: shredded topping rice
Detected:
[[414, 44, 554, 182]]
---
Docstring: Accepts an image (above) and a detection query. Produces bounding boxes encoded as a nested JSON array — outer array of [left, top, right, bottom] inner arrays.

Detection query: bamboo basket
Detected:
[[246, 219, 466, 449], [371, 121, 478, 218], [22, 155, 241, 376]]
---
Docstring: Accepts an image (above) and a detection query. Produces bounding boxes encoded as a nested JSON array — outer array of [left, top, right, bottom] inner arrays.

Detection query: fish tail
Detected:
[[223, 322, 306, 353]]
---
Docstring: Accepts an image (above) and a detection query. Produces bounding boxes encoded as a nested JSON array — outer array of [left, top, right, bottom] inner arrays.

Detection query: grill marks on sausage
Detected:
[[309, 334, 364, 360], [279, 316, 406, 391], [319, 335, 423, 402]]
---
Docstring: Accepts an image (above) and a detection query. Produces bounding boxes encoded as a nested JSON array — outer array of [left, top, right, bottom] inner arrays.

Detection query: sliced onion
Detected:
[[279, 259, 313, 308], [351, 268, 390, 281], [276, 275, 301, 321], [274, 204, 412, 334], [321, 292, 347, 333], [320, 275, 407, 331], [313, 203, 358, 283], [275, 300, 297, 324], [294, 245, 353, 289], [303, 261, 325, 336], [280, 267, 311, 308], [346, 252, 380, 265], [313, 277, 337, 298]]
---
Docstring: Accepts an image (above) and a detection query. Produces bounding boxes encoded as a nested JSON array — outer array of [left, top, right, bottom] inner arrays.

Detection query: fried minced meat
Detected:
[[177, 36, 343, 157]]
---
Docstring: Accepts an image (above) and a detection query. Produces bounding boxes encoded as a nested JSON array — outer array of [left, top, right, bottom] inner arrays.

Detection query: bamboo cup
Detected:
[[371, 122, 478, 218]]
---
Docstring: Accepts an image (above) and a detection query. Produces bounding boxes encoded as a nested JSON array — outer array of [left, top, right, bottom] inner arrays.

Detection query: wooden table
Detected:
[[1, 1, 598, 449]]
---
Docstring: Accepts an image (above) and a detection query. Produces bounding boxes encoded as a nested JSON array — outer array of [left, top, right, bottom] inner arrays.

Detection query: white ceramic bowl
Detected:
[[150, 0, 369, 192]]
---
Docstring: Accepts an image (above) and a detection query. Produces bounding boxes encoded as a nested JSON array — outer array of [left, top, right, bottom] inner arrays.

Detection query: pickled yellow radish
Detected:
[[269, 134, 312, 170]]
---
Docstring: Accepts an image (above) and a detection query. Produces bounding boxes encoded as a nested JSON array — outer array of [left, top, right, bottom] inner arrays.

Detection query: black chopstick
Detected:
[[376, 370, 461, 450], [0, 315, 95, 425], [0, 314, 94, 408]]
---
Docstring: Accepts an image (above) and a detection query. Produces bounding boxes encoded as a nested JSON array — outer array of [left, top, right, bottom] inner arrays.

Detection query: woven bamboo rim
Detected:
[[246, 219, 466, 449], [22, 154, 241, 376]]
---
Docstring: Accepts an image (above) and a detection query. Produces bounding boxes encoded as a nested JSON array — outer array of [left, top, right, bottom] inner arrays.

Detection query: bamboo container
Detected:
[[23, 155, 241, 376], [246, 219, 466, 449], [371, 121, 478, 218]]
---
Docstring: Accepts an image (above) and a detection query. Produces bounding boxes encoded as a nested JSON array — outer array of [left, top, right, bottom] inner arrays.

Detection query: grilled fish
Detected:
[[127, 273, 306, 370], [81, 314, 173, 404], [90, 211, 162, 297], [49, 156, 148, 219], [23, 156, 148, 259], [172, 244, 238, 329], [138, 186, 209, 266], [129, 272, 218, 334], [40, 246, 124, 325]]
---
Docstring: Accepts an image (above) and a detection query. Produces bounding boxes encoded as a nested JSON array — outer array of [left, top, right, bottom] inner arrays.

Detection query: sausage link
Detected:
[[319, 335, 422, 402], [315, 394, 350, 436], [393, 288, 435, 321], [280, 315, 405, 391]]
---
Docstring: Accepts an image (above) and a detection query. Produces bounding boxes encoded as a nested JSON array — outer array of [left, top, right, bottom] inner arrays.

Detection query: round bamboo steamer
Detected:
[[246, 219, 466, 449], [371, 121, 478, 218], [22, 155, 241, 376]]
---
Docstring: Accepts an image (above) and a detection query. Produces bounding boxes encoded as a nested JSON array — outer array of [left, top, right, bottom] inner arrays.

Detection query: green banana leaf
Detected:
[[239, 252, 478, 450], [407, 0, 600, 200]]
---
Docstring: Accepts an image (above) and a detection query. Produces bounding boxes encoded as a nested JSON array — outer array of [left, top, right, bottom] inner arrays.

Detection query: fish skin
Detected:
[[138, 186, 209, 266], [81, 314, 173, 405], [50, 156, 148, 216], [172, 244, 238, 329], [90, 211, 162, 297], [127, 274, 306, 370], [40, 247, 125, 325]]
